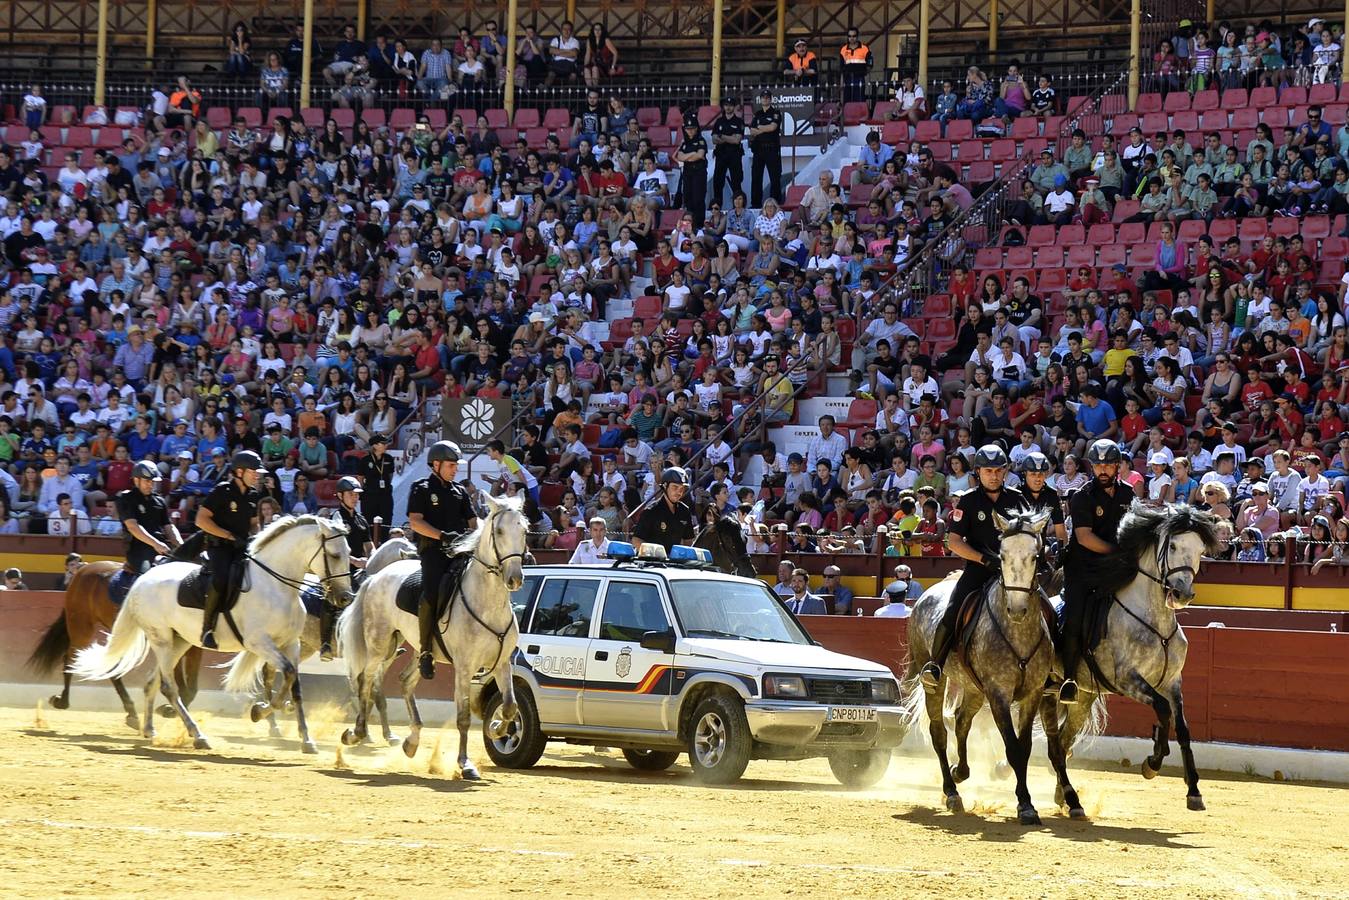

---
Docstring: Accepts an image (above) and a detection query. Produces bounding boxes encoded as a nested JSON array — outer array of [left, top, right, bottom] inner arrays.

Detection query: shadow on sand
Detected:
[[317, 767, 481, 794], [892, 804, 1208, 848]]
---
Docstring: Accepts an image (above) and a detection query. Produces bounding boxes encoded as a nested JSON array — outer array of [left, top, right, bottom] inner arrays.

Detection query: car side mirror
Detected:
[[640, 629, 676, 653]]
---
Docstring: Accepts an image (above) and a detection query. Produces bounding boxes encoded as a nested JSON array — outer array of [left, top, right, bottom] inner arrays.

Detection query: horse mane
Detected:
[[450, 494, 527, 555], [250, 514, 346, 555], [1095, 502, 1222, 595]]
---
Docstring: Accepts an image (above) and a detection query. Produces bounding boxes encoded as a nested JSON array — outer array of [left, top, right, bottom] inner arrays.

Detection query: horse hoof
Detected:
[[49, 695, 69, 710], [157, 704, 176, 719], [384, 734, 401, 746], [994, 761, 1012, 780], [945, 794, 964, 813], [124, 714, 140, 731], [402, 737, 418, 759], [283, 701, 296, 713], [250, 702, 271, 723], [952, 763, 970, 783], [460, 765, 481, 781], [142, 729, 155, 741], [1019, 808, 1042, 827], [1142, 759, 1160, 780], [1187, 795, 1206, 812], [1054, 785, 1065, 807], [341, 728, 362, 747], [193, 736, 211, 750], [301, 740, 318, 755]]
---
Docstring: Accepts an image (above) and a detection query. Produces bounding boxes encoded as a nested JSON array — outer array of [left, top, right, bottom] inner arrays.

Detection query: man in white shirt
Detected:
[[877, 565, 922, 616], [547, 21, 581, 84], [849, 302, 914, 373], [772, 559, 795, 597], [805, 414, 849, 472], [569, 518, 612, 564], [47, 494, 92, 536], [38, 457, 86, 515]]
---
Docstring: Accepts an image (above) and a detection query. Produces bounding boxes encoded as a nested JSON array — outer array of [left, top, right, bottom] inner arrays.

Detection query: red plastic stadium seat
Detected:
[[1117, 222, 1145, 245], [1171, 110, 1198, 133], [1086, 223, 1115, 246], [1006, 246, 1034, 268], [1238, 218, 1267, 240], [1011, 117, 1039, 139], [1191, 90, 1220, 111], [1039, 268, 1068, 293], [206, 107, 231, 129], [1098, 244, 1127, 266], [1134, 93, 1163, 113], [1066, 244, 1096, 268], [1279, 86, 1308, 107], [1037, 247, 1065, 269], [923, 294, 952, 318], [1027, 224, 1057, 247], [967, 161, 996, 183], [1249, 86, 1277, 107], [944, 119, 973, 141], [484, 108, 510, 129], [331, 108, 355, 129], [1163, 92, 1191, 112], [975, 247, 1002, 269], [881, 121, 907, 145], [1058, 224, 1085, 245], [543, 108, 571, 130], [1131, 243, 1156, 267], [914, 120, 942, 142], [362, 107, 386, 129], [843, 101, 869, 125], [926, 318, 956, 341], [842, 398, 878, 430], [1229, 107, 1258, 130], [1308, 83, 1339, 104], [867, 101, 897, 124]]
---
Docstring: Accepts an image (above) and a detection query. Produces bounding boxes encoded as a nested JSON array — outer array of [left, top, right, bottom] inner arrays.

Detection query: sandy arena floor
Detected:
[[2, 701, 1346, 899]]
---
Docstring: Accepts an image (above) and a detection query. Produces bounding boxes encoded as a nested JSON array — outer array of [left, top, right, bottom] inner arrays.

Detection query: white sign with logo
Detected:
[[440, 397, 513, 454]]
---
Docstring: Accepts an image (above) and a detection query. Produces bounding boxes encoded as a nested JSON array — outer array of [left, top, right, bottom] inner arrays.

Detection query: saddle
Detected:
[[394, 555, 471, 617], [176, 558, 250, 611]]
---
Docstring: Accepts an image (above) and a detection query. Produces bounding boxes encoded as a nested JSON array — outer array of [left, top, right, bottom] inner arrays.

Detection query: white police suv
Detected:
[[478, 542, 906, 786]]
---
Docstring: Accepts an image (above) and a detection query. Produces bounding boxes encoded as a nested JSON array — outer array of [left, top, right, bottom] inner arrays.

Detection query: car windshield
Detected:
[[670, 580, 810, 644]]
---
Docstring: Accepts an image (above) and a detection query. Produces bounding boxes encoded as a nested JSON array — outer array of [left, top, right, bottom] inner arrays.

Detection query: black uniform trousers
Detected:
[[750, 148, 782, 207], [710, 153, 743, 208], [932, 562, 998, 664], [1057, 549, 1102, 679], [418, 548, 452, 657], [682, 166, 707, 229], [361, 494, 394, 531]]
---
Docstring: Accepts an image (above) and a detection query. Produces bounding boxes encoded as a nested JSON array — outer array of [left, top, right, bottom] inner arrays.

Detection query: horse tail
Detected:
[[898, 672, 927, 731], [26, 611, 72, 676], [69, 607, 148, 682], [336, 589, 368, 690], [222, 652, 267, 694], [1078, 694, 1110, 743]]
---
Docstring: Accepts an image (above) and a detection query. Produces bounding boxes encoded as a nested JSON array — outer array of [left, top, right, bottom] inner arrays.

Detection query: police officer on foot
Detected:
[[195, 450, 265, 649], [359, 433, 395, 538], [320, 475, 372, 660], [1057, 439, 1131, 704], [709, 96, 746, 209], [675, 114, 708, 229], [117, 460, 181, 576], [633, 467, 696, 554], [749, 89, 784, 207], [920, 444, 1026, 691], [407, 440, 476, 680]]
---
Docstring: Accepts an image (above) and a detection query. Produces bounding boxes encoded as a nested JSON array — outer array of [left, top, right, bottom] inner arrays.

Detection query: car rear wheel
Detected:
[[482, 687, 546, 769], [622, 748, 681, 771], [687, 693, 751, 785], [828, 748, 890, 788]]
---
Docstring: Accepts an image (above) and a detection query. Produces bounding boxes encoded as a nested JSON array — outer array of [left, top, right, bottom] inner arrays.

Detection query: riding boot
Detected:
[[319, 602, 336, 661], [417, 599, 437, 680], [1058, 628, 1082, 705], [201, 585, 222, 650], [920, 618, 954, 692]]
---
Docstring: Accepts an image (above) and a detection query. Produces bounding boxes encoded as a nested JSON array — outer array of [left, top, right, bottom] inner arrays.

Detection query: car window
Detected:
[[511, 574, 543, 625], [530, 577, 600, 637], [670, 579, 811, 643], [598, 582, 669, 642]]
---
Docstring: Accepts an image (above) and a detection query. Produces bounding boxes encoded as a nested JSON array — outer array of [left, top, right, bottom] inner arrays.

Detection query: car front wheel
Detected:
[[687, 693, 751, 785], [828, 748, 890, 788], [482, 687, 546, 769]]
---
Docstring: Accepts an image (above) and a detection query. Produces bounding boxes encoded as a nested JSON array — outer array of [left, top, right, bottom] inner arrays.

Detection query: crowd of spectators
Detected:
[[1, 17, 1348, 573]]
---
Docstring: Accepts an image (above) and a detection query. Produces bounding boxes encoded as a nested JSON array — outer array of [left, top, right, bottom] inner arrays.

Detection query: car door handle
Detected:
[[526, 644, 540, 655], [594, 651, 609, 661]]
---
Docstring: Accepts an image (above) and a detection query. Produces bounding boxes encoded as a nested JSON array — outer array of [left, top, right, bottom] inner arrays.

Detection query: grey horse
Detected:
[[1042, 503, 1222, 815], [902, 508, 1055, 825]]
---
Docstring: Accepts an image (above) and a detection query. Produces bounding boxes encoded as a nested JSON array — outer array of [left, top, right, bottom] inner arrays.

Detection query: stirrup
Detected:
[[418, 652, 436, 680], [1058, 679, 1079, 705], [201, 629, 218, 650], [320, 642, 334, 662], [919, 661, 942, 692]]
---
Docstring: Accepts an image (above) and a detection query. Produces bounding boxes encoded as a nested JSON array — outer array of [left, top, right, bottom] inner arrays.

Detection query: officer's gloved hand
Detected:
[[981, 552, 1002, 570], [234, 535, 251, 551], [440, 532, 461, 553]]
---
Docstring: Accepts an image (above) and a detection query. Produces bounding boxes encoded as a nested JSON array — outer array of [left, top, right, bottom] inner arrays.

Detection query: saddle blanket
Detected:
[[108, 569, 136, 607], [395, 570, 423, 616], [175, 562, 251, 610]]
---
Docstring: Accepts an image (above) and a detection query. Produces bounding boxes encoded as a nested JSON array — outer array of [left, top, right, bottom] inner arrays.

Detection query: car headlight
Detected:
[[763, 674, 808, 699], [871, 678, 900, 703]]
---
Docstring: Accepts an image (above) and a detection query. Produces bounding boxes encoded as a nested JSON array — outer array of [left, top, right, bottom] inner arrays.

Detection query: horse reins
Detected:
[[247, 528, 352, 598], [439, 512, 525, 674], [963, 518, 1051, 697], [1113, 527, 1186, 688]]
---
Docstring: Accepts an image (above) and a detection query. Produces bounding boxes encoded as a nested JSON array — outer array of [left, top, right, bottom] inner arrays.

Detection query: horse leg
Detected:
[[924, 685, 962, 812], [1133, 677, 1173, 780], [110, 676, 139, 731], [51, 653, 73, 710], [1171, 682, 1205, 811], [160, 637, 211, 750], [259, 664, 283, 738], [373, 682, 398, 744], [141, 671, 160, 740], [951, 694, 982, 784], [287, 659, 317, 755], [453, 663, 479, 780], [1039, 697, 1085, 818], [177, 646, 203, 706], [399, 657, 424, 759], [486, 654, 518, 742], [988, 694, 1039, 826]]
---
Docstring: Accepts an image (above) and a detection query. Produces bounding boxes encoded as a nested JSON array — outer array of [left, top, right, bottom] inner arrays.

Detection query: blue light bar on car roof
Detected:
[[670, 545, 712, 563], [606, 541, 637, 560]]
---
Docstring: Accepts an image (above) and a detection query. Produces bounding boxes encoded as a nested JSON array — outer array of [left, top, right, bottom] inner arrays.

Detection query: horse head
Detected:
[[312, 517, 356, 608], [990, 508, 1051, 623], [478, 492, 529, 591], [1153, 505, 1221, 609], [698, 517, 757, 579]]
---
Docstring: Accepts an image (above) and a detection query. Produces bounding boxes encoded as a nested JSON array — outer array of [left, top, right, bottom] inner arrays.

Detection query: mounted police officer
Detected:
[[921, 444, 1026, 691], [407, 440, 476, 681], [116, 460, 181, 576], [633, 467, 696, 554], [1018, 452, 1067, 545], [1057, 439, 1131, 704], [194, 450, 265, 650], [319, 475, 373, 660]]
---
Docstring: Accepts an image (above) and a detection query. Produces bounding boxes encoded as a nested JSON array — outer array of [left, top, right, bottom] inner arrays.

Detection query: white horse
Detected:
[[257, 534, 419, 743], [338, 493, 528, 779], [71, 515, 354, 753]]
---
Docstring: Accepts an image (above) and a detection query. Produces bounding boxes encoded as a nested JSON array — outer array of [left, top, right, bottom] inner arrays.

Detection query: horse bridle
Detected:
[[445, 510, 526, 673], [1114, 526, 1190, 688], [1137, 528, 1197, 599], [997, 522, 1045, 600], [247, 526, 353, 600], [695, 520, 746, 572]]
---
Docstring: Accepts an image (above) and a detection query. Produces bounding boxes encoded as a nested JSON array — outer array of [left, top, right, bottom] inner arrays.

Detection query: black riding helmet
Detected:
[[230, 450, 266, 473], [428, 440, 462, 464], [973, 444, 1009, 469], [1085, 439, 1122, 466], [661, 466, 691, 486], [336, 475, 363, 493], [132, 460, 162, 482], [1020, 451, 1052, 474]]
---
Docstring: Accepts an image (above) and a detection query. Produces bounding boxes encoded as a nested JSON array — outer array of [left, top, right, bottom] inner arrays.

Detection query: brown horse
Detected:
[[26, 561, 201, 730]]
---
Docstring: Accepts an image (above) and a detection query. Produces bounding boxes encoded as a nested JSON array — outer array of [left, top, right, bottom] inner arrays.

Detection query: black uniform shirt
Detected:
[[338, 505, 371, 557], [202, 478, 260, 540], [679, 134, 708, 169], [358, 452, 395, 494], [711, 114, 746, 157], [407, 475, 475, 554], [1067, 479, 1131, 562], [948, 485, 1027, 565], [633, 496, 696, 552], [1021, 485, 1065, 528], [116, 488, 168, 553], [750, 107, 784, 151]]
